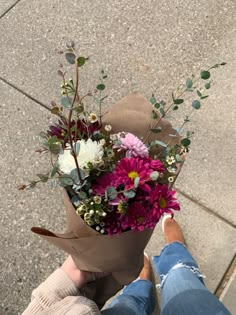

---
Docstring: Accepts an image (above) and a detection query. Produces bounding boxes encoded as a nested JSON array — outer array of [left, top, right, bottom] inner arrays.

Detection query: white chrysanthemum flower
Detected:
[[58, 139, 104, 174]]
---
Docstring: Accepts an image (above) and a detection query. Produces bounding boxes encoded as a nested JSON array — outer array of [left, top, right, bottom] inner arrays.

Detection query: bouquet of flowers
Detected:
[[19, 42, 225, 305]]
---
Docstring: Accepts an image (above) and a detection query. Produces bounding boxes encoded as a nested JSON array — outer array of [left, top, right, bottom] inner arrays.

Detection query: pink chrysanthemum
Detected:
[[147, 184, 180, 220], [113, 132, 149, 158], [113, 157, 152, 191]]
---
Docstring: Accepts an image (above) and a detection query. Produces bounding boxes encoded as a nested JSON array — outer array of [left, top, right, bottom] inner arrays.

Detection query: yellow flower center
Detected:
[[137, 217, 144, 223], [128, 171, 139, 180], [159, 198, 167, 209]]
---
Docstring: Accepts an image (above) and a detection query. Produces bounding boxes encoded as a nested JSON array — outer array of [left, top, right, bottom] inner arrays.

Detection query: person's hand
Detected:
[[61, 256, 109, 288]]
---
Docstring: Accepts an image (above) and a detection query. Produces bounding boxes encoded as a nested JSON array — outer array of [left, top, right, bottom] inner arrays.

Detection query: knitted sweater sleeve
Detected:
[[22, 269, 101, 315]]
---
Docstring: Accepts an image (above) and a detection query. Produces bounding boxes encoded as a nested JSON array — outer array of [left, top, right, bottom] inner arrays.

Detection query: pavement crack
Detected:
[[176, 188, 236, 229], [0, 77, 51, 111], [0, 0, 22, 19]]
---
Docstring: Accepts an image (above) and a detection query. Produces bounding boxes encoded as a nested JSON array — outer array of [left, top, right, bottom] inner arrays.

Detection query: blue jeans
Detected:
[[102, 242, 231, 315], [101, 279, 155, 315], [153, 242, 231, 315]]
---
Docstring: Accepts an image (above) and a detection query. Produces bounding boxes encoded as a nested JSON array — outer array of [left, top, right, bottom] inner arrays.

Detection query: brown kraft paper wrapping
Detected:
[[32, 93, 181, 307]]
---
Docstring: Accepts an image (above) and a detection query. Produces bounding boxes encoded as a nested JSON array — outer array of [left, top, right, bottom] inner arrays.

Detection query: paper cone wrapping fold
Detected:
[[102, 92, 180, 152], [32, 93, 180, 307]]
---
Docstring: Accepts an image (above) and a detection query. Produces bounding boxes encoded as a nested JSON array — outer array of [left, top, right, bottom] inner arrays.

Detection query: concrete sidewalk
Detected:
[[0, 1, 235, 314]]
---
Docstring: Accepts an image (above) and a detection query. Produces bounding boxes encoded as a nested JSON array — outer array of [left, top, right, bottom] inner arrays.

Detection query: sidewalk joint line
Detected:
[[214, 254, 236, 297], [176, 188, 236, 229], [0, 77, 51, 111], [0, 0, 22, 19]]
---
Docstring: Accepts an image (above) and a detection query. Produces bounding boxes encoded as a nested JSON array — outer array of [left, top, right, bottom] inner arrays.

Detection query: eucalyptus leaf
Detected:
[[201, 95, 209, 100], [150, 127, 162, 133], [106, 186, 118, 200], [200, 70, 211, 80], [73, 142, 80, 155], [150, 96, 156, 105], [97, 84, 105, 91], [154, 103, 160, 109], [154, 140, 167, 147], [150, 171, 159, 181], [77, 56, 86, 67], [186, 78, 193, 89], [192, 100, 201, 110], [78, 191, 87, 199], [160, 108, 165, 117], [205, 82, 211, 89], [59, 175, 74, 186], [174, 99, 184, 105], [197, 90, 202, 97], [65, 52, 76, 64], [61, 96, 72, 108], [36, 174, 48, 182], [134, 177, 140, 188], [123, 190, 136, 199], [50, 163, 59, 177], [181, 138, 191, 147]]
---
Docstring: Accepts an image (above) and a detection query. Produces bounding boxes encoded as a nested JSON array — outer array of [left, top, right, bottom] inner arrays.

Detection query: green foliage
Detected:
[[192, 100, 201, 109], [134, 177, 140, 188], [65, 52, 76, 64], [200, 70, 211, 80], [106, 187, 118, 200], [77, 57, 86, 67], [205, 82, 211, 89], [36, 174, 49, 182], [186, 78, 193, 89], [181, 138, 191, 147], [61, 96, 72, 108], [97, 84, 106, 91], [150, 171, 159, 181], [150, 127, 162, 133], [123, 190, 136, 198]]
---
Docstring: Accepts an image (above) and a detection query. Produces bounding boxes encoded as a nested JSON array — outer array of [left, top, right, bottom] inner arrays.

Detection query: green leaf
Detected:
[[73, 142, 80, 155], [154, 140, 167, 147], [150, 95, 156, 105], [221, 62, 227, 66], [61, 96, 72, 108], [59, 175, 74, 186], [37, 174, 48, 182], [174, 98, 184, 105], [192, 100, 201, 109], [97, 84, 105, 91], [181, 138, 191, 147], [39, 131, 48, 139], [186, 78, 193, 89], [160, 108, 165, 117], [50, 163, 59, 177], [78, 191, 87, 199], [205, 82, 211, 89], [197, 90, 202, 97], [173, 105, 179, 111], [65, 52, 76, 64], [150, 171, 159, 181], [106, 186, 118, 200], [150, 111, 158, 119], [77, 56, 86, 67], [150, 127, 162, 133], [201, 95, 209, 100], [123, 190, 136, 199], [200, 70, 211, 80], [154, 103, 160, 109], [134, 177, 140, 188], [103, 75, 108, 79]]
